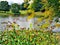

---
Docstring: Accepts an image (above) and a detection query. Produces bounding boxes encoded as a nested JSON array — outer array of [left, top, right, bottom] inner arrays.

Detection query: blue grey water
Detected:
[[0, 16, 34, 31], [0, 16, 60, 32]]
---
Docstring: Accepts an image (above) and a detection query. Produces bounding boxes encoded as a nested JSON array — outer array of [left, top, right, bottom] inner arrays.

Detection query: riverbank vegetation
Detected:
[[0, 0, 60, 17], [0, 30, 60, 45]]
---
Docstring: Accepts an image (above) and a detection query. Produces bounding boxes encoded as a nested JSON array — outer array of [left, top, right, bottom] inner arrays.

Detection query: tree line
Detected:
[[0, 1, 29, 15], [0, 0, 60, 17], [0, 0, 43, 14]]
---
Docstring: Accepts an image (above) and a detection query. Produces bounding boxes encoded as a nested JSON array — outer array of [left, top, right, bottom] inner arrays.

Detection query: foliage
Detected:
[[27, 10, 34, 20], [20, 3, 29, 10], [40, 21, 50, 30], [11, 3, 20, 15], [20, 10, 28, 15], [0, 30, 60, 45], [28, 0, 43, 12], [0, 1, 10, 12], [0, 0, 59, 17], [24, 0, 30, 3], [47, 0, 60, 17]]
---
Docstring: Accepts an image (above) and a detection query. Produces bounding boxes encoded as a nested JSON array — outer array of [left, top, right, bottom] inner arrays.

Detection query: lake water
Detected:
[[0, 16, 35, 31], [0, 16, 60, 32]]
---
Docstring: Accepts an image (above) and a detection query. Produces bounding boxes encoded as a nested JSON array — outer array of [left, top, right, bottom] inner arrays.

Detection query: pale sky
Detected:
[[0, 0, 24, 4]]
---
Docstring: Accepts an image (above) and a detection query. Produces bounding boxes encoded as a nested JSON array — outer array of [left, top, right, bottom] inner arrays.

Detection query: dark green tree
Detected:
[[29, 0, 43, 12], [0, 1, 10, 12], [20, 2, 29, 10], [20, 0, 30, 10], [11, 3, 20, 15]]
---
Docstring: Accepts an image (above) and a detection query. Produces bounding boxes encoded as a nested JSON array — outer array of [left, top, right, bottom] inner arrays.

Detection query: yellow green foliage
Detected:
[[27, 10, 34, 20], [0, 30, 60, 45], [27, 13, 34, 20], [24, 4, 28, 8], [40, 21, 50, 29], [55, 23, 60, 27], [41, 0, 47, 3], [43, 7, 55, 17], [37, 18, 43, 22]]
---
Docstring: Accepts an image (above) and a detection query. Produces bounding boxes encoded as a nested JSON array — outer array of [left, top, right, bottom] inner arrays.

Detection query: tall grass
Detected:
[[0, 30, 60, 45]]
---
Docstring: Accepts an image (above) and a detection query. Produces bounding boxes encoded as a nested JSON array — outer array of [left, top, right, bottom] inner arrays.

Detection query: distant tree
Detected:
[[11, 3, 20, 15], [0, 1, 10, 12], [20, 2, 29, 10], [20, 0, 30, 10], [28, 0, 43, 12]]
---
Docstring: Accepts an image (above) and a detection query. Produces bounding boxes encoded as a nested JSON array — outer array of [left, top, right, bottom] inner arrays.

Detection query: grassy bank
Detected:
[[0, 30, 60, 45], [0, 10, 28, 17], [0, 11, 14, 17], [0, 10, 44, 17]]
